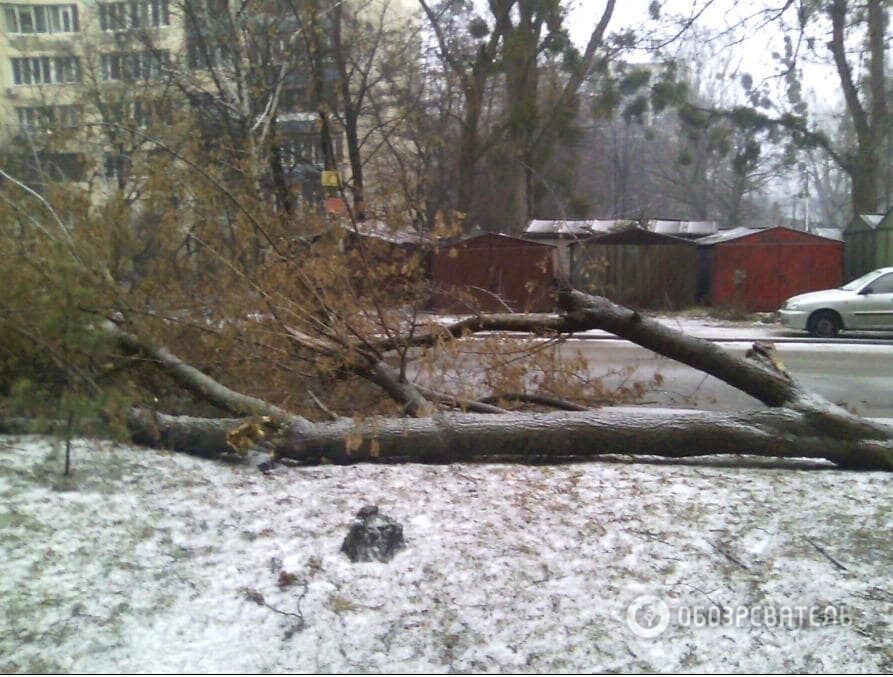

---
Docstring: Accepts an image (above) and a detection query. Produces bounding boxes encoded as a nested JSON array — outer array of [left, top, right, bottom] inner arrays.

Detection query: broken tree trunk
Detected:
[[272, 408, 893, 470], [96, 291, 893, 471], [552, 290, 893, 449], [107, 322, 310, 430], [0, 410, 272, 458]]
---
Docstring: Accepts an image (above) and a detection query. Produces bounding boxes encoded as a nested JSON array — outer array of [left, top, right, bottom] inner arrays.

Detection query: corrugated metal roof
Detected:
[[340, 220, 430, 246], [526, 219, 631, 236], [844, 212, 888, 235], [648, 219, 717, 236], [527, 218, 718, 238], [579, 227, 696, 246], [861, 214, 886, 228], [811, 227, 843, 241], [698, 225, 844, 246], [695, 227, 763, 246], [452, 232, 555, 248]]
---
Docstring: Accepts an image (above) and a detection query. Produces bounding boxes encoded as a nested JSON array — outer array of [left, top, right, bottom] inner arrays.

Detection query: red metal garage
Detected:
[[429, 233, 557, 313], [698, 226, 843, 312]]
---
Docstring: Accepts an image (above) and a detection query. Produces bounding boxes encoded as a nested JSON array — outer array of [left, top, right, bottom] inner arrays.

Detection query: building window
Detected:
[[32, 152, 86, 182], [98, 1, 169, 31], [104, 153, 131, 183], [100, 51, 168, 81], [16, 104, 80, 132], [104, 99, 172, 128], [3, 4, 79, 34], [184, 0, 234, 70], [11, 56, 81, 84], [279, 136, 322, 167], [186, 38, 232, 70], [279, 87, 310, 112]]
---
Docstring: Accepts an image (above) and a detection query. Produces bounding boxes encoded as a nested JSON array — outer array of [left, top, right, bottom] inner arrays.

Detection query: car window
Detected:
[[842, 270, 885, 290], [865, 273, 893, 294]]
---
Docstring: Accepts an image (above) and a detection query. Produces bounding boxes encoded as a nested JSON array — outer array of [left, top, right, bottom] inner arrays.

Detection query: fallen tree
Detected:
[[91, 289, 893, 471], [272, 408, 893, 469]]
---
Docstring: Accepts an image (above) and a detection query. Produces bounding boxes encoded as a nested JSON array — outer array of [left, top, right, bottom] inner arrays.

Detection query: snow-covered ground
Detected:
[[1, 436, 890, 672]]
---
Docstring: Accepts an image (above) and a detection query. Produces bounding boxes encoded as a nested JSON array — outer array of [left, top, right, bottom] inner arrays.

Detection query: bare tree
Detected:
[[664, 0, 891, 216], [419, 0, 506, 225], [326, 0, 420, 220], [419, 0, 618, 232]]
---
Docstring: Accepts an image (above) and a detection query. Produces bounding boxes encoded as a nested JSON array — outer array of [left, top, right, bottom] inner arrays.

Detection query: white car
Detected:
[[778, 267, 893, 337]]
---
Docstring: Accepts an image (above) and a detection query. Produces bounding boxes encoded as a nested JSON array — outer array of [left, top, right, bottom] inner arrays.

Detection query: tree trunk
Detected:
[[273, 408, 893, 470], [497, 9, 539, 234], [418, 0, 503, 227], [332, 2, 366, 220], [457, 86, 483, 220], [851, 148, 881, 216], [308, 0, 338, 174], [828, 0, 888, 214]]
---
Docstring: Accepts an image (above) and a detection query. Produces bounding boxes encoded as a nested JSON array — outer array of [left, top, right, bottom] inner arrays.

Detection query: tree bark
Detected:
[[332, 1, 367, 220], [105, 322, 308, 429], [272, 407, 893, 470], [457, 86, 483, 219], [127, 410, 254, 457], [826, 0, 887, 213], [0, 411, 261, 458]]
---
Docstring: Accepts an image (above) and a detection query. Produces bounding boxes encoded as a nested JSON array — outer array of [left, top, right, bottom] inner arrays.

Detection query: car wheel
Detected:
[[807, 310, 841, 338]]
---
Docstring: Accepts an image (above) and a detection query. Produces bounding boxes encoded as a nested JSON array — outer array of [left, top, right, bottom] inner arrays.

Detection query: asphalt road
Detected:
[[417, 317, 893, 416], [563, 320, 893, 345], [563, 336, 893, 418]]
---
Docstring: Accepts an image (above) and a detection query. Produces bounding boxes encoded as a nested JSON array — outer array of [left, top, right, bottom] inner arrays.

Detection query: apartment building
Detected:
[[1, 1, 177, 188], [1, 0, 417, 215], [0, 0, 353, 200]]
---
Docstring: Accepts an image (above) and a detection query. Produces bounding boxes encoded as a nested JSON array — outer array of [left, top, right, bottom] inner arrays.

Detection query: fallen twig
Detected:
[[711, 543, 750, 570], [806, 537, 849, 572]]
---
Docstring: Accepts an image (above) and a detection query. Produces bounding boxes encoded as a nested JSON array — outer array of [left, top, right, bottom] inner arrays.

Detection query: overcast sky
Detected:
[[565, 0, 842, 114]]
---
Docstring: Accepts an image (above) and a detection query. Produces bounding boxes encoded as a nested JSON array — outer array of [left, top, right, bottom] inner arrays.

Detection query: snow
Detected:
[[1, 435, 891, 672], [649, 219, 718, 236], [526, 219, 621, 236], [691, 226, 764, 246]]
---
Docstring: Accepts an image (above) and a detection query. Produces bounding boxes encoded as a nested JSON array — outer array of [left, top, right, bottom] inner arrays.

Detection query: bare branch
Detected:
[[105, 322, 306, 428]]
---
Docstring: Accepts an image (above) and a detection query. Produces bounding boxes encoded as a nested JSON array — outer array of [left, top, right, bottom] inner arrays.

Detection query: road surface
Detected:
[[564, 317, 893, 345], [417, 316, 893, 416], [560, 332, 893, 418]]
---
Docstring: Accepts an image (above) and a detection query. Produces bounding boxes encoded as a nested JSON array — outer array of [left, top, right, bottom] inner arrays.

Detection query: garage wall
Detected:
[[429, 233, 557, 313], [570, 229, 698, 309], [704, 227, 843, 312]]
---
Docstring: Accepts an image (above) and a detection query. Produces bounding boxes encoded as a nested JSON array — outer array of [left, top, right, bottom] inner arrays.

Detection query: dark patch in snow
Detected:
[[341, 505, 405, 562], [257, 460, 277, 473]]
